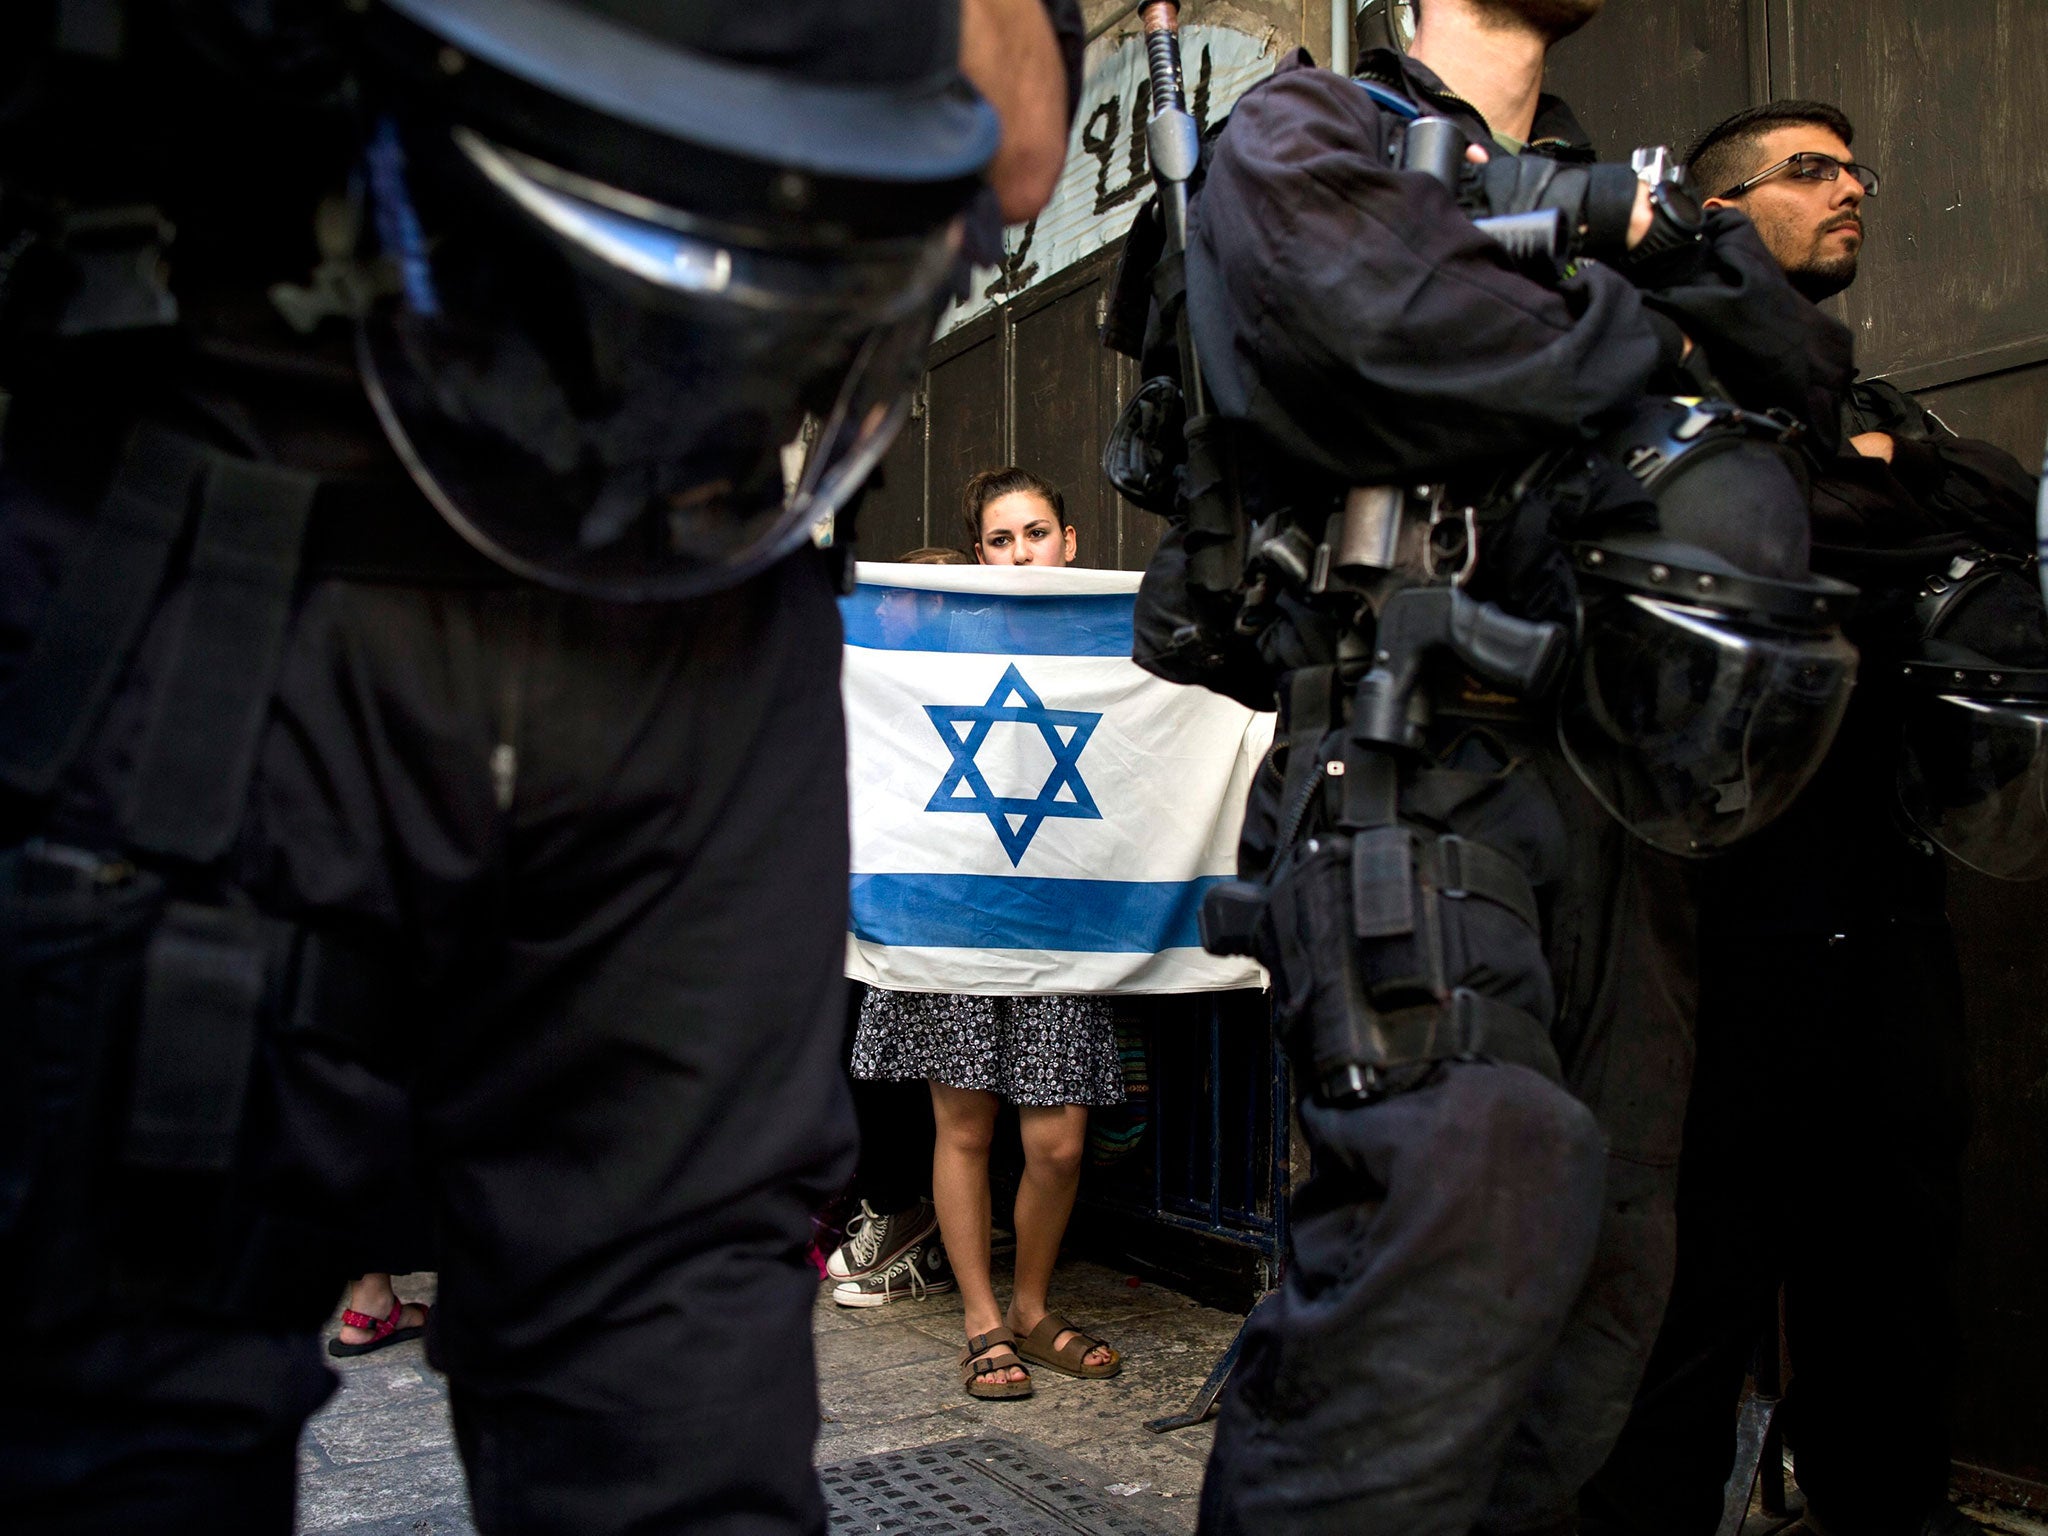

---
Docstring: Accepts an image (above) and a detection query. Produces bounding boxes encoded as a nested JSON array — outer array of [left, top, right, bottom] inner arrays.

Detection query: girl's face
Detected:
[[975, 491, 1076, 567]]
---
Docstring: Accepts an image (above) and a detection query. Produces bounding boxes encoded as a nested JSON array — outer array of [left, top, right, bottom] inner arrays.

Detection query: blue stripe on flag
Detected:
[[841, 587, 1135, 656], [850, 873, 1228, 953]]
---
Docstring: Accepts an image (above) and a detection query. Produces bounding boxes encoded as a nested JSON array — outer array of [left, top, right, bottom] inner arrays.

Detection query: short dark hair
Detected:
[[961, 466, 1068, 546], [1687, 100, 1855, 200]]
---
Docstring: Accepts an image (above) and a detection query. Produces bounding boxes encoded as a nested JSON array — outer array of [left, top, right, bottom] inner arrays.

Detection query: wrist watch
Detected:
[[1627, 150, 1706, 273]]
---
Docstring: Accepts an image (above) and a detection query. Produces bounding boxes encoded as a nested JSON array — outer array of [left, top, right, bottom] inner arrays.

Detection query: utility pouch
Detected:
[[126, 903, 270, 1173], [0, 844, 297, 1325], [0, 842, 165, 1322]]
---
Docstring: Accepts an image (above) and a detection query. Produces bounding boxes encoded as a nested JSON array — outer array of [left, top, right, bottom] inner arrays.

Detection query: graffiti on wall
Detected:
[[939, 22, 1280, 336]]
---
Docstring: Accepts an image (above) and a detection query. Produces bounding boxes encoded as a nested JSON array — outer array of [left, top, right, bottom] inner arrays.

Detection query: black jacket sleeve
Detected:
[[1638, 209, 1856, 459], [1842, 379, 2039, 553], [1185, 56, 1683, 484], [1808, 381, 2039, 611]]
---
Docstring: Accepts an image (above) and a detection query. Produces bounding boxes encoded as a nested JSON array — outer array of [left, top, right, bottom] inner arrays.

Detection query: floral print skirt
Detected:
[[850, 988, 1125, 1108]]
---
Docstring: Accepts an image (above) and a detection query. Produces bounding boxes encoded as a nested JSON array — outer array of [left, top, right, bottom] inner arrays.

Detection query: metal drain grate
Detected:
[[821, 1435, 1179, 1536]]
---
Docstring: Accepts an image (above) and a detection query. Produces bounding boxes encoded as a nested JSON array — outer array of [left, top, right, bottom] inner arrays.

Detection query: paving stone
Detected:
[[313, 1396, 456, 1467], [816, 1404, 987, 1459], [815, 1317, 968, 1381], [318, 1352, 443, 1418], [820, 1351, 976, 1426], [295, 1441, 470, 1534], [310, 1509, 477, 1536]]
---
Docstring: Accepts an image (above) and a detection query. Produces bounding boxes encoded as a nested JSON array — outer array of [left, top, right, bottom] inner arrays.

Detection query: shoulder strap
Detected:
[[1355, 78, 1422, 121]]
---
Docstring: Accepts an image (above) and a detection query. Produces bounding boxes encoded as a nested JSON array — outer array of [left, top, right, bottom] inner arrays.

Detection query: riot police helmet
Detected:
[[1896, 551, 2048, 881], [354, 0, 999, 599], [1558, 396, 1860, 856]]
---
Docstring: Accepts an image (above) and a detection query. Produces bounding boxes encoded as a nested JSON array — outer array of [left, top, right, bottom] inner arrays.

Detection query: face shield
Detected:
[[358, 122, 965, 600], [1897, 671, 2048, 881], [1895, 552, 2048, 881], [1558, 543, 1859, 856]]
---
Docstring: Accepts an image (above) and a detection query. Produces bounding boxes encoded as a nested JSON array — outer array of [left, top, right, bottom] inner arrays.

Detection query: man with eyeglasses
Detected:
[[1581, 101, 2040, 1536]]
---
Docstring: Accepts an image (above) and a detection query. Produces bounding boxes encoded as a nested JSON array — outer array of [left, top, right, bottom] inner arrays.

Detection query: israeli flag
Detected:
[[842, 562, 1273, 995]]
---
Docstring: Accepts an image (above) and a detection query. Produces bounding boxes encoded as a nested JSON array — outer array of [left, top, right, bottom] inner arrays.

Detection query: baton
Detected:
[[1141, 1, 1207, 417]]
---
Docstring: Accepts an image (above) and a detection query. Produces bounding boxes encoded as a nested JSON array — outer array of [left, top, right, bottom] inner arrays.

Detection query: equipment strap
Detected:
[[1179, 413, 1246, 598], [1355, 78, 1422, 121], [1348, 825, 1539, 953], [1314, 988, 1561, 1103], [1375, 988, 1561, 1082], [0, 426, 210, 799], [125, 458, 316, 864], [1419, 833, 1541, 933], [1272, 665, 1337, 856]]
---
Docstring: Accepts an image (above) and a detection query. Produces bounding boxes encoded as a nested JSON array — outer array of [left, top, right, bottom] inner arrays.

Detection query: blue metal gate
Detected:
[[1075, 989, 1290, 1294]]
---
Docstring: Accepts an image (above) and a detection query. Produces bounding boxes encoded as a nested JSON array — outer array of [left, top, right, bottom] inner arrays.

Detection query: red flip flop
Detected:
[[328, 1298, 429, 1358]]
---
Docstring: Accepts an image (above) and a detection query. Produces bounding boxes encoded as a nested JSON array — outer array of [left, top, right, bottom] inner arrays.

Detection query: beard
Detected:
[[1472, 0, 1605, 41], [1789, 251, 1859, 302], [1789, 215, 1863, 301]]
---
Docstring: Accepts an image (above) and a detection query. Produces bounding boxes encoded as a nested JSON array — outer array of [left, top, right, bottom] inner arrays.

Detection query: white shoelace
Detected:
[[870, 1247, 931, 1300], [842, 1201, 889, 1268]]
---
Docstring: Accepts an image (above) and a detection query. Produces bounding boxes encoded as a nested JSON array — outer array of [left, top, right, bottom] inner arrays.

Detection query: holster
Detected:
[[1202, 663, 1565, 1105], [1214, 821, 1559, 1102]]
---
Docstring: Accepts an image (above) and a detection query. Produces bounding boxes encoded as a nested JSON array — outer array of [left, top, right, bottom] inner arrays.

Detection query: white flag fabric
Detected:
[[842, 561, 1272, 995]]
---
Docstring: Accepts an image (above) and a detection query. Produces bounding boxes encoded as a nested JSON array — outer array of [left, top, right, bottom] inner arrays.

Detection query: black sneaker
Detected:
[[830, 1238, 953, 1308], [825, 1199, 937, 1281]]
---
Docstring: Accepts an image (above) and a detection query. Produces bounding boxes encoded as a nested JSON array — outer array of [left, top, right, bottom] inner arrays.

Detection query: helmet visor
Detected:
[[360, 126, 961, 600], [1560, 593, 1858, 856], [1898, 690, 2048, 881]]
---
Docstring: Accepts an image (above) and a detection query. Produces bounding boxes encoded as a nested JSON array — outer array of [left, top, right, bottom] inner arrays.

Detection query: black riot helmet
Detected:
[[1559, 397, 1860, 856], [354, 0, 998, 599], [1896, 551, 2048, 881]]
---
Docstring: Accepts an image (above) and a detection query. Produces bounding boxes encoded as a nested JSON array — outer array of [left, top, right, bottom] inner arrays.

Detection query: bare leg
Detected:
[[929, 1081, 1027, 1388], [1006, 1104, 1113, 1367], [335, 1273, 426, 1347]]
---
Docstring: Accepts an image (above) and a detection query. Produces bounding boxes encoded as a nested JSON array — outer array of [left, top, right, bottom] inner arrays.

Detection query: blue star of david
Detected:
[[924, 664, 1103, 866]]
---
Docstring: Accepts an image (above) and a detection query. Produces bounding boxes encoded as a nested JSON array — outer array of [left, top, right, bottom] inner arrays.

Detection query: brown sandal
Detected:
[[1013, 1312, 1121, 1379], [960, 1327, 1034, 1400]]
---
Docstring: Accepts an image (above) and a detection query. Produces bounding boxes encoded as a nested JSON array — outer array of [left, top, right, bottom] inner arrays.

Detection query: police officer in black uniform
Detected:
[[1583, 101, 2044, 1536], [0, 3, 1075, 1531], [1105, 1, 1863, 1532]]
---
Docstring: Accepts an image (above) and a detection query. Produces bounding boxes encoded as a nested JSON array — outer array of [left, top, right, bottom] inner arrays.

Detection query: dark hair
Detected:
[[1687, 100, 1855, 201], [961, 466, 1068, 546], [895, 545, 971, 564]]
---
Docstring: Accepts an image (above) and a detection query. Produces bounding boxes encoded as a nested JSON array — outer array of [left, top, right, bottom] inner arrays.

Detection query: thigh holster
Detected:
[[1201, 658, 1563, 1105], [1206, 819, 1560, 1104]]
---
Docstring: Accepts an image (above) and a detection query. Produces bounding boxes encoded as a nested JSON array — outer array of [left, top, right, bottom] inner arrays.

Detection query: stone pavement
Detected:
[[293, 1267, 2048, 1536], [296, 1259, 1241, 1534]]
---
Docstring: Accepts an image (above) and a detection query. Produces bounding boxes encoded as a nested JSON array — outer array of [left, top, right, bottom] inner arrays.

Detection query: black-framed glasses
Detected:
[[1718, 151, 1880, 200]]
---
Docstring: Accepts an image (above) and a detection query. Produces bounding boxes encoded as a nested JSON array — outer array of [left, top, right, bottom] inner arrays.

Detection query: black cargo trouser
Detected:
[[1197, 739, 1697, 1536], [1580, 920, 1967, 1536], [1, 535, 858, 1535]]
